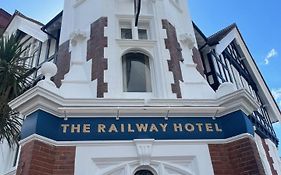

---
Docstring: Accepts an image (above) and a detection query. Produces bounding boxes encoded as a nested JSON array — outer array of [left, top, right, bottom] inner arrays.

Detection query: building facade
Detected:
[[0, 0, 281, 175]]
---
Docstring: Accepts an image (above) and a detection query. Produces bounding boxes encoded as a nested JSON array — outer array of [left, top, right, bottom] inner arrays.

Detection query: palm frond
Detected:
[[0, 34, 36, 146]]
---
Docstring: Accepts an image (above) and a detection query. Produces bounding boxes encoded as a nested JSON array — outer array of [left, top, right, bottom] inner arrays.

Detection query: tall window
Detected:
[[122, 52, 152, 92]]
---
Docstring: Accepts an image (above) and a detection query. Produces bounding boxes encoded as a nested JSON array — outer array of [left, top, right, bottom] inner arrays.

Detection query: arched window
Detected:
[[134, 170, 154, 175], [122, 52, 152, 92]]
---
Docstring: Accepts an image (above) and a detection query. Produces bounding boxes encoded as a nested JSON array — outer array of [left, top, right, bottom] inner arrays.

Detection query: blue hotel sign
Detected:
[[21, 110, 254, 141]]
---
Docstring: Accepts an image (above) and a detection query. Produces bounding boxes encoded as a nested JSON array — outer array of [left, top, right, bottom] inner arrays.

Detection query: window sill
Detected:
[[116, 39, 156, 47], [121, 92, 154, 99]]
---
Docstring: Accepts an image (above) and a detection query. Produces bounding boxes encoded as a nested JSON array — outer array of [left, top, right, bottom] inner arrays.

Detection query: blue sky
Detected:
[[1, 0, 280, 154]]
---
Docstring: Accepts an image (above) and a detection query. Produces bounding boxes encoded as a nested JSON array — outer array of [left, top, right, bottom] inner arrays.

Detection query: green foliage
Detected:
[[0, 34, 35, 146], [0, 98, 21, 146]]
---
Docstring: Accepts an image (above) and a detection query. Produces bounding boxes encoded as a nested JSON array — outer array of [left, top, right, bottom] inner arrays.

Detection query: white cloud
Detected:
[[264, 49, 278, 65], [271, 88, 281, 108]]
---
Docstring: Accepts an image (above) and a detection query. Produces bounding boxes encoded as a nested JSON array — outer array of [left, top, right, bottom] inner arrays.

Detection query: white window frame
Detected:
[[122, 50, 153, 93], [118, 18, 151, 40]]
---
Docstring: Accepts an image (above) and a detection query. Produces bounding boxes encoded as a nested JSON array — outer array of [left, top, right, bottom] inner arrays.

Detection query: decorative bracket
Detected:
[[134, 139, 154, 165], [179, 33, 195, 49], [70, 30, 87, 46]]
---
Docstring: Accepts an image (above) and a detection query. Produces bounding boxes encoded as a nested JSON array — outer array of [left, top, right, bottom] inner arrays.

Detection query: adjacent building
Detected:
[[0, 0, 281, 175], [0, 8, 12, 35]]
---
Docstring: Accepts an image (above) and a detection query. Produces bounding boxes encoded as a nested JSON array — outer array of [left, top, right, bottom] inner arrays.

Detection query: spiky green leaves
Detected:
[[0, 34, 35, 146]]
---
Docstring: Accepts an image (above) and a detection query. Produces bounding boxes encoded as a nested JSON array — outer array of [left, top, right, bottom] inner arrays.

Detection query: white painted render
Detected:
[[4, 15, 47, 42], [213, 27, 281, 122], [265, 139, 281, 174], [74, 139, 214, 175], [1, 0, 281, 174], [57, 0, 215, 100]]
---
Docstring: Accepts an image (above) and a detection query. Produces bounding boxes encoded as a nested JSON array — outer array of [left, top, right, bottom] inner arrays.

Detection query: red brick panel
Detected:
[[53, 147, 76, 175], [0, 9, 12, 28], [87, 17, 108, 98], [209, 137, 266, 175], [208, 144, 235, 175], [192, 47, 205, 77], [162, 19, 184, 98], [53, 40, 71, 87], [16, 140, 75, 175], [261, 139, 278, 175]]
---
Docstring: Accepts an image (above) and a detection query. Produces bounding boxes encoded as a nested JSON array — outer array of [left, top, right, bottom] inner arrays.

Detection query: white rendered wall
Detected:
[[58, 0, 215, 99], [74, 140, 214, 175], [265, 139, 281, 174], [0, 140, 18, 175], [255, 134, 281, 175], [255, 134, 273, 175]]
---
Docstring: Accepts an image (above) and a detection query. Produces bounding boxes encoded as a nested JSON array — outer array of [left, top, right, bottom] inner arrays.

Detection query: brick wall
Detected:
[[53, 40, 71, 87], [16, 140, 75, 175], [162, 19, 184, 98], [0, 9, 11, 29], [209, 137, 266, 175], [192, 47, 205, 77], [87, 17, 108, 98]]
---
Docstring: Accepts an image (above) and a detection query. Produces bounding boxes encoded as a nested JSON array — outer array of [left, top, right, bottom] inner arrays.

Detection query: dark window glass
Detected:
[[135, 170, 154, 175], [122, 53, 152, 92], [121, 28, 132, 39], [138, 29, 148, 40]]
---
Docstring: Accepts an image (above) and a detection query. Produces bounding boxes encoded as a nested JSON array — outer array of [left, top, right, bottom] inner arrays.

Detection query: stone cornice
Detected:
[[9, 86, 259, 118]]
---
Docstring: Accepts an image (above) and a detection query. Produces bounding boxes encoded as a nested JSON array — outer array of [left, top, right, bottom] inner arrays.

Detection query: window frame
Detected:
[[122, 51, 152, 93], [118, 18, 151, 40], [133, 166, 157, 175]]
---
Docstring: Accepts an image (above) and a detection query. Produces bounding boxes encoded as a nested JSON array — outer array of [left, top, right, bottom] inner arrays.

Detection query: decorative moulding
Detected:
[[8, 86, 259, 118], [216, 82, 236, 98], [134, 139, 154, 165], [37, 62, 59, 94], [179, 33, 195, 49], [73, 0, 86, 8], [19, 133, 253, 148], [70, 30, 87, 46]]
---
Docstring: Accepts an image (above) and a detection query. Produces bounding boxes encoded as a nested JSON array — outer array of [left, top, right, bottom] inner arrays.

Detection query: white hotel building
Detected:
[[0, 0, 281, 175]]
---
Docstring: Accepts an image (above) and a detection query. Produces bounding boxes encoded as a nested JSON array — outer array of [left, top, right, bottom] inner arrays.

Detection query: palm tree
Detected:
[[0, 34, 35, 146]]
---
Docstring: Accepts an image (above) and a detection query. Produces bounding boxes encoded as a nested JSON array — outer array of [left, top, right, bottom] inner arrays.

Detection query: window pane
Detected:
[[135, 170, 154, 175], [138, 29, 148, 40], [121, 28, 132, 39], [123, 53, 152, 92]]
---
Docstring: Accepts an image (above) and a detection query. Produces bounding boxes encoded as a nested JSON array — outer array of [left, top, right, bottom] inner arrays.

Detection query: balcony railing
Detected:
[[249, 111, 279, 145]]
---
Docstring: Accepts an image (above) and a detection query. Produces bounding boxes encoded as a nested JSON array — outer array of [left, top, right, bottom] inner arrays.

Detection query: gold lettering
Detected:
[[159, 123, 168, 132], [196, 123, 203, 132], [149, 124, 159, 132], [71, 124, 81, 133], [136, 124, 148, 132], [205, 123, 213, 132], [98, 124, 106, 133], [108, 124, 118, 133], [173, 123, 183, 132], [215, 123, 223, 132], [83, 124, 91, 133], [121, 124, 125, 133], [128, 124, 135, 132], [185, 123, 195, 132], [61, 124, 70, 133]]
